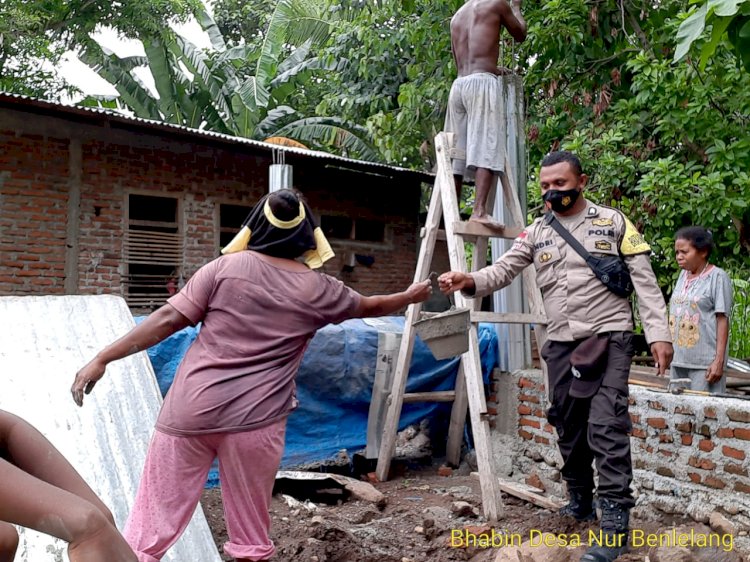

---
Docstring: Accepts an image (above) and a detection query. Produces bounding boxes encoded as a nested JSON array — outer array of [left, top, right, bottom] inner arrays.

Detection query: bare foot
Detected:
[[468, 214, 497, 226]]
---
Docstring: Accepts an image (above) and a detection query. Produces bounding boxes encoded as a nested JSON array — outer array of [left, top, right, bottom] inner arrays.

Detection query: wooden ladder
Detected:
[[375, 131, 548, 520]]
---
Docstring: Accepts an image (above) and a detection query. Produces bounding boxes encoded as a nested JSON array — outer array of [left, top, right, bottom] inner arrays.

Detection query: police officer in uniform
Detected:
[[439, 151, 673, 562]]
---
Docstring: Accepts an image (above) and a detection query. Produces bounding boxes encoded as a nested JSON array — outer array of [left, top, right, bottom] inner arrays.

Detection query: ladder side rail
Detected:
[[436, 132, 503, 520], [375, 168, 445, 481]]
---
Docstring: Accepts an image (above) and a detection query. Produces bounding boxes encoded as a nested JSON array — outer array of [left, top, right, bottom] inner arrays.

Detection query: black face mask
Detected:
[[543, 188, 581, 213]]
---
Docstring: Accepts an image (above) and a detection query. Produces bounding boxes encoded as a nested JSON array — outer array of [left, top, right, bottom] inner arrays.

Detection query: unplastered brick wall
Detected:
[[0, 110, 421, 300], [489, 368, 750, 531], [0, 133, 69, 294]]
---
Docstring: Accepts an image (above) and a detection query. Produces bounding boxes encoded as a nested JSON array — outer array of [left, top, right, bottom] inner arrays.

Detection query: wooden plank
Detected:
[[376, 168, 444, 482], [366, 332, 401, 458], [446, 362, 468, 467], [125, 241, 184, 249], [128, 219, 179, 229], [419, 227, 447, 241], [125, 250, 184, 257], [631, 364, 750, 381], [125, 231, 182, 241], [402, 391, 456, 403], [470, 311, 548, 325], [124, 258, 181, 266], [125, 253, 183, 261], [470, 473, 565, 510], [628, 367, 668, 387], [496, 478, 564, 511], [452, 220, 523, 241]]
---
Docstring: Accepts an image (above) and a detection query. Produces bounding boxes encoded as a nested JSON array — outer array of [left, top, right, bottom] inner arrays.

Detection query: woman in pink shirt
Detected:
[[71, 189, 431, 562]]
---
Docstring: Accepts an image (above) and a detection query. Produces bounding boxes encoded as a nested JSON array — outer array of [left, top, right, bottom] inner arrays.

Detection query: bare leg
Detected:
[[469, 167, 494, 223], [453, 174, 463, 203], [0, 411, 116, 525], [0, 522, 18, 562], [0, 411, 136, 562]]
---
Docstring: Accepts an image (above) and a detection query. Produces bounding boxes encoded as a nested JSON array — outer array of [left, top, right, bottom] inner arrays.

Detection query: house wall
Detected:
[[489, 368, 750, 532], [0, 109, 421, 303]]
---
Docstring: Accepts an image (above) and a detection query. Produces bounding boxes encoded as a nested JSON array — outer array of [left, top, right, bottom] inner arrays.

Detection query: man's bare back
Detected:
[[450, 0, 527, 77]]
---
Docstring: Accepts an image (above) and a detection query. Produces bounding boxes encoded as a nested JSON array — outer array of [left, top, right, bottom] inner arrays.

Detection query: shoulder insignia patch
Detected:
[[592, 218, 614, 227], [620, 217, 651, 255]]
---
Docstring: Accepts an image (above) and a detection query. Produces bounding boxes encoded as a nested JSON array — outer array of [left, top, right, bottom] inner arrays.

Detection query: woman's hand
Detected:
[[71, 357, 107, 407], [706, 358, 724, 385], [406, 280, 433, 304]]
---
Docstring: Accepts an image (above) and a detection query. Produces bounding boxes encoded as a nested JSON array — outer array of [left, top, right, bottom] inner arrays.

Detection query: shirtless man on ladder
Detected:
[[445, 0, 527, 223]]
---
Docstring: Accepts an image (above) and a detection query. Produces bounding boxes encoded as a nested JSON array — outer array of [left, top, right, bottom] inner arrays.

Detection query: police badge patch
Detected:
[[592, 218, 614, 227]]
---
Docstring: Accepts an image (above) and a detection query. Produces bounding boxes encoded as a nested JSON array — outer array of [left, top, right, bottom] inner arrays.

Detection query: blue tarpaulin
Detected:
[[135, 316, 499, 487]]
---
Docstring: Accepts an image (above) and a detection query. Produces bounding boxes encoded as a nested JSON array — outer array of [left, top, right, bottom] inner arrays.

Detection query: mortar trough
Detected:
[[413, 307, 471, 360]]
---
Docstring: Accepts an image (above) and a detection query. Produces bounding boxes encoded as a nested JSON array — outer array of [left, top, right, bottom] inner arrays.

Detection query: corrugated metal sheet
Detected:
[[0, 92, 434, 184], [0, 295, 221, 562]]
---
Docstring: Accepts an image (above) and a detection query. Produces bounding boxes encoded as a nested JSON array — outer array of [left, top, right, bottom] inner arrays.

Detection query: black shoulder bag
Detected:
[[545, 213, 634, 298]]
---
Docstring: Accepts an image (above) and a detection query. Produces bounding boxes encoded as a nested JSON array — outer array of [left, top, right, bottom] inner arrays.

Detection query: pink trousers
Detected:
[[124, 419, 287, 562]]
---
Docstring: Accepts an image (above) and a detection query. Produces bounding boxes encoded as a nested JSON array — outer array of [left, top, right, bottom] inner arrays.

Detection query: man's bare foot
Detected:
[[468, 214, 495, 225]]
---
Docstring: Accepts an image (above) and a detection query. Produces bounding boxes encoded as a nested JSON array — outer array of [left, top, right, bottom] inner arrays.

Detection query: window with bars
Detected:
[[123, 194, 183, 309]]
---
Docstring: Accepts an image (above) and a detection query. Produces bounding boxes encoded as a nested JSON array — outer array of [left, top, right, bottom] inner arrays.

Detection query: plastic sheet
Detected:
[[136, 316, 499, 486]]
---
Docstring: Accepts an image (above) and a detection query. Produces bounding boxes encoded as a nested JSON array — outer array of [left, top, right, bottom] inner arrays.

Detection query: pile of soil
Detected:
[[199, 461, 740, 562]]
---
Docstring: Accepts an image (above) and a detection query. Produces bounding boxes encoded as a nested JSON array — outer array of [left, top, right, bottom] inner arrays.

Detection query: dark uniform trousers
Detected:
[[542, 331, 636, 508]]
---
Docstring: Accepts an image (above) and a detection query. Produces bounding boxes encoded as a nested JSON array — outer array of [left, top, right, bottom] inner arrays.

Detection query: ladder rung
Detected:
[[420, 227, 446, 240], [452, 221, 523, 240], [402, 391, 456, 403], [418, 311, 547, 325], [470, 311, 548, 325], [419, 223, 523, 241]]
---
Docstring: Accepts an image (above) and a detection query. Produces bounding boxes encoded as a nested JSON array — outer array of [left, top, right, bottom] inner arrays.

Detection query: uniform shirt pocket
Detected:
[[533, 243, 561, 290]]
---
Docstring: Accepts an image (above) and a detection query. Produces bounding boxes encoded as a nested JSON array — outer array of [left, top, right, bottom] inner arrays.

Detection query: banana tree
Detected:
[[79, 0, 377, 160]]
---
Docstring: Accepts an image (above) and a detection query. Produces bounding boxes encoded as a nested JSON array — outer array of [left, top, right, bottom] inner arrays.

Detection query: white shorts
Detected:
[[443, 72, 506, 181]]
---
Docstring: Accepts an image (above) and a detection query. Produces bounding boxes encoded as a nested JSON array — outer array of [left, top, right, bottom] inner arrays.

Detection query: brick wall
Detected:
[[0, 133, 69, 293], [490, 368, 750, 531], [0, 111, 422, 302]]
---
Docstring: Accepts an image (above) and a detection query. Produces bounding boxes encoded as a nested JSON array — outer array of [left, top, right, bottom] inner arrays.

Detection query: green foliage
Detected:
[[80, 2, 376, 158], [312, 1, 461, 167], [731, 277, 750, 358], [506, 0, 750, 297], [213, 0, 277, 46], [0, 0, 199, 98], [674, 0, 750, 71], [310, 1, 749, 353]]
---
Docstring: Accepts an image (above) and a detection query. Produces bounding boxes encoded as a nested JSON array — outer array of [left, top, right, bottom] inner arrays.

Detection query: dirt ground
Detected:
[[198, 459, 743, 562]]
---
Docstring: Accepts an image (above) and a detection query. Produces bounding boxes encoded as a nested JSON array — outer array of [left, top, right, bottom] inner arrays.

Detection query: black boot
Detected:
[[580, 499, 629, 562], [559, 490, 596, 522]]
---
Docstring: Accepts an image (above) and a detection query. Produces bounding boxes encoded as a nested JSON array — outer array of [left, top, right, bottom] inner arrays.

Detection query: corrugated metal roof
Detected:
[[0, 295, 221, 562], [0, 92, 434, 183]]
